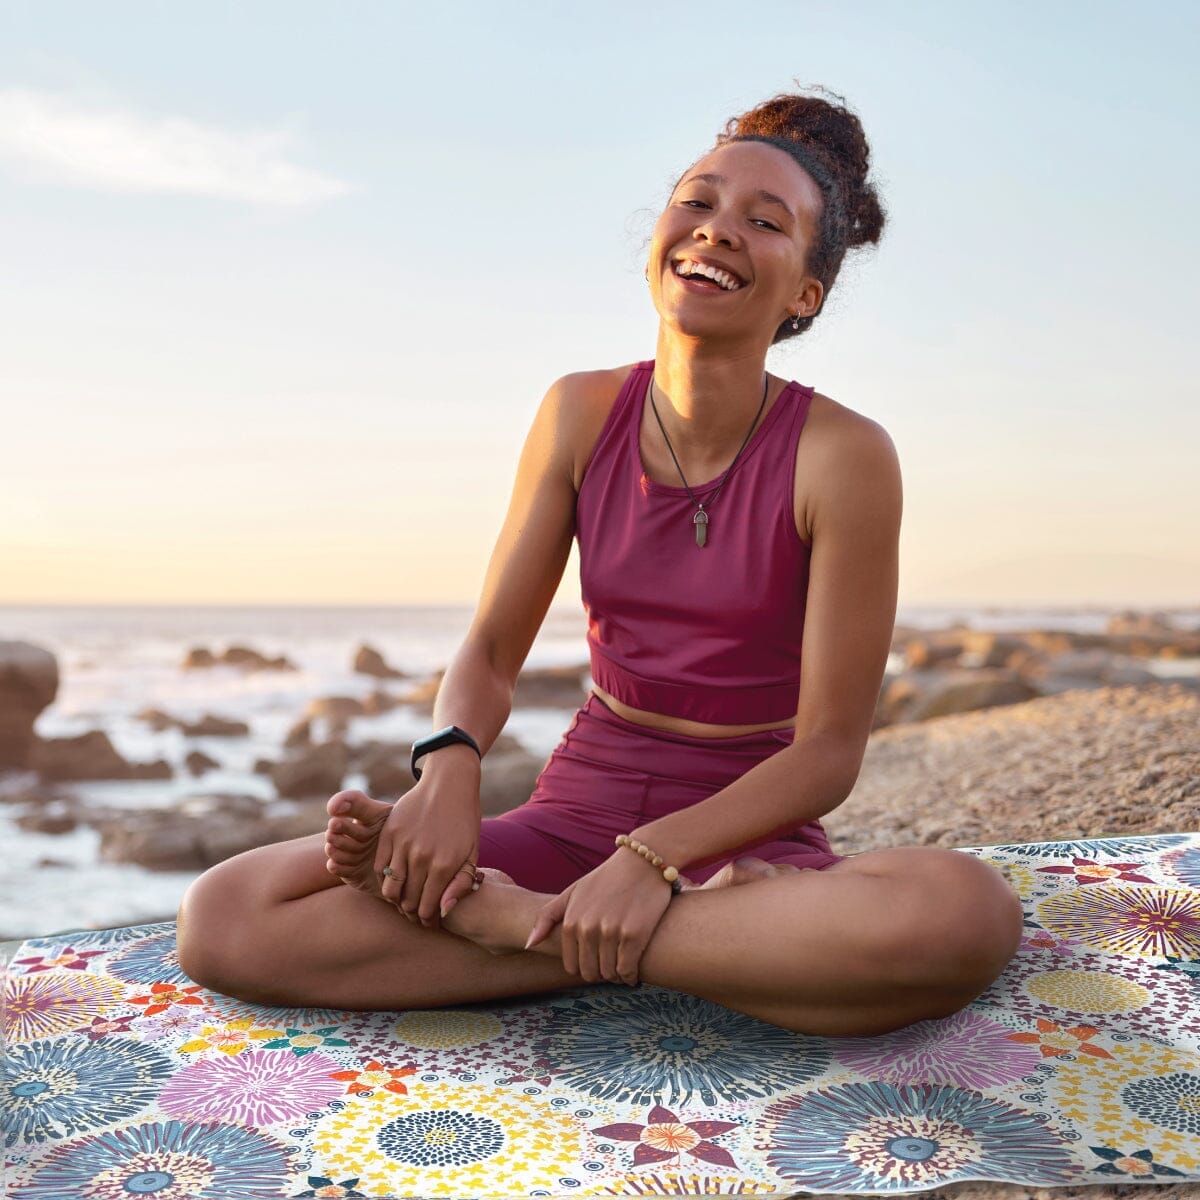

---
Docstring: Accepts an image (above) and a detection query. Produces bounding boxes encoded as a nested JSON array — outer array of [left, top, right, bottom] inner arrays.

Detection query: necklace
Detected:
[[648, 374, 769, 548]]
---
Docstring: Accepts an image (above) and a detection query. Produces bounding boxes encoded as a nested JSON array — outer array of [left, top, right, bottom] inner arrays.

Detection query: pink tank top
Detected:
[[577, 360, 815, 724]]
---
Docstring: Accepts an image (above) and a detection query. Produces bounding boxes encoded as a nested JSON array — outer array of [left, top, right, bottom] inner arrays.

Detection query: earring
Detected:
[[790, 312, 802, 331]]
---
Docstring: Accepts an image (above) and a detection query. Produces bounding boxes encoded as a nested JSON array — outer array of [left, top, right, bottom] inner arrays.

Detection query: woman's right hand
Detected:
[[375, 751, 482, 931]]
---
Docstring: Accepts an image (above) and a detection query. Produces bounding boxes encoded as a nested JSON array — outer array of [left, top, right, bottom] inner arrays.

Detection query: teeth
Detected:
[[674, 260, 741, 291]]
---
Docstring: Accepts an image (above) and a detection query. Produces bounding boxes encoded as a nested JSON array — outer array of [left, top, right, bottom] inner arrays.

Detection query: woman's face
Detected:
[[648, 139, 824, 346]]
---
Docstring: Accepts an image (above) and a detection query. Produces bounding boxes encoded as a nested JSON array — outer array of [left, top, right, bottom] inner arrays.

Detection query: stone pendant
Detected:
[[694, 508, 709, 548]]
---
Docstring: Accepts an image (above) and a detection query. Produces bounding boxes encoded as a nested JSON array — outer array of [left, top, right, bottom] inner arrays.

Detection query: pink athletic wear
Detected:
[[473, 361, 844, 890], [577, 360, 815, 725], [478, 693, 841, 892]]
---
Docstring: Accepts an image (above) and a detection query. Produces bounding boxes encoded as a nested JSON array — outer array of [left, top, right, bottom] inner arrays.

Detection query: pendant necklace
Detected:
[[648, 374, 769, 548]]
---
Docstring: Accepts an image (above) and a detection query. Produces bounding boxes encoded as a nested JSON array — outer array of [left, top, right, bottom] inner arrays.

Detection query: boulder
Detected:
[[136, 707, 178, 732], [271, 740, 348, 799], [362, 689, 402, 716], [16, 804, 78, 834], [185, 750, 220, 775], [361, 744, 418, 799], [903, 633, 967, 671], [907, 669, 1042, 722], [353, 644, 407, 679], [306, 696, 367, 724], [398, 672, 444, 711], [220, 645, 297, 672], [182, 647, 217, 669], [512, 664, 590, 709], [180, 714, 250, 738], [283, 717, 312, 749], [31, 730, 172, 782], [479, 745, 546, 815], [0, 641, 60, 769]]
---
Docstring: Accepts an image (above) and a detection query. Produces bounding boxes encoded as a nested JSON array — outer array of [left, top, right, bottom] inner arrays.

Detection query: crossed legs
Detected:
[[178, 792, 1024, 1037]]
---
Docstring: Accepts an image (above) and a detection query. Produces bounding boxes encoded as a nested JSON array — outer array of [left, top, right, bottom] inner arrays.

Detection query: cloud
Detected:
[[0, 88, 353, 205]]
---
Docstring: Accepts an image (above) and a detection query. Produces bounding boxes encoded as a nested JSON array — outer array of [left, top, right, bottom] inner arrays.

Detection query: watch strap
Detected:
[[410, 725, 482, 780]]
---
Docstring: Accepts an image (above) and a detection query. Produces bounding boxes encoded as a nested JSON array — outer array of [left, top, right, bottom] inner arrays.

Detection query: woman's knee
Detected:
[[176, 852, 266, 996]]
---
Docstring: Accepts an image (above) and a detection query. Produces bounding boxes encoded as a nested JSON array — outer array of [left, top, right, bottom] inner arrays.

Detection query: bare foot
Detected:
[[441, 868, 547, 957], [324, 789, 393, 900], [684, 856, 802, 891]]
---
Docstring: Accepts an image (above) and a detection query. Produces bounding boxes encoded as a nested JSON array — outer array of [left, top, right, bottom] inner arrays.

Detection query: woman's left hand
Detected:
[[525, 850, 677, 986]]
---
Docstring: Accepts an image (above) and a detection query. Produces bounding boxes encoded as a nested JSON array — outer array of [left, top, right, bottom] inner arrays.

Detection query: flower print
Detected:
[[757, 1082, 1078, 1190], [1038, 884, 1200, 959], [834, 1011, 1042, 1089], [6, 1037, 170, 1147], [262, 1026, 350, 1056], [133, 1008, 206, 1042], [1153, 955, 1200, 981], [178, 1018, 282, 1057], [77, 1013, 136, 1041], [1021, 929, 1078, 953], [125, 982, 207, 1017], [1037, 857, 1155, 886], [1007, 1018, 1113, 1060], [1090, 1146, 1187, 1178], [6, 972, 124, 1042], [594, 1104, 741, 1170], [328, 1060, 418, 1096], [296, 1177, 367, 1198], [160, 1049, 343, 1126], [106, 931, 189, 985], [14, 947, 106, 974], [13, 1119, 294, 1199]]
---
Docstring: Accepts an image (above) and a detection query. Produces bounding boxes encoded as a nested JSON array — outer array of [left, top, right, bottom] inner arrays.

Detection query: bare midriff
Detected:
[[589, 684, 795, 739]]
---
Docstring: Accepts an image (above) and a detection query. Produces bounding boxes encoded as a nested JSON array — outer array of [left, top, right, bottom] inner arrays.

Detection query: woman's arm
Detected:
[[632, 411, 904, 871], [416, 371, 609, 784]]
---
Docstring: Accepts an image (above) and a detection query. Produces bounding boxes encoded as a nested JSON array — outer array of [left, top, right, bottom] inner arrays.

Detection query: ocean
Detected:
[[3, 602, 1198, 940]]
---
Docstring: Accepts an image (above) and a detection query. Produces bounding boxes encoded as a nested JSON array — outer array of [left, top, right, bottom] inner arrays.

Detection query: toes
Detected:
[[325, 818, 374, 843], [327, 789, 389, 827]]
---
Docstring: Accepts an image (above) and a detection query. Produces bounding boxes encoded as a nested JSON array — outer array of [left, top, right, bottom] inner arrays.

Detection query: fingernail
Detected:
[[441, 899, 457, 918], [523, 931, 536, 950]]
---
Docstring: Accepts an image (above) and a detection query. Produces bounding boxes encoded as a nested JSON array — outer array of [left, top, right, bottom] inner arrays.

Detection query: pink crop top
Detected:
[[576, 360, 815, 725]]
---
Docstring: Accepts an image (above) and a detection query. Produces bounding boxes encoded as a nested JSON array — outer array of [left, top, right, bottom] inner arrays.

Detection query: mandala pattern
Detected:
[[534, 987, 832, 1106], [13, 1119, 293, 1199], [834, 1010, 1044, 1089], [1038, 884, 1200, 958], [6, 832, 1200, 1196], [756, 1082, 1079, 1190], [6, 1038, 171, 1146], [159, 1049, 343, 1125]]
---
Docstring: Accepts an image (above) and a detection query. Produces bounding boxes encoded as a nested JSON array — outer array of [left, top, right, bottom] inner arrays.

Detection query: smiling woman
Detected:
[[177, 85, 1025, 1038]]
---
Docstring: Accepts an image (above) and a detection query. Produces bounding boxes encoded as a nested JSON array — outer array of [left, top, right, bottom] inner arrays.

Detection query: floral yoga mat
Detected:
[[6, 832, 1200, 1199]]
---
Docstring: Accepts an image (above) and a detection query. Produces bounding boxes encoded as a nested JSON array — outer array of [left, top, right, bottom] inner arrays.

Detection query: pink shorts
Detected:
[[477, 692, 846, 892]]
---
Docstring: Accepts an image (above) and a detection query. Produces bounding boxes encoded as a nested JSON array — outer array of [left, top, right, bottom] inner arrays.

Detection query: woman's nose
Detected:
[[693, 215, 739, 249]]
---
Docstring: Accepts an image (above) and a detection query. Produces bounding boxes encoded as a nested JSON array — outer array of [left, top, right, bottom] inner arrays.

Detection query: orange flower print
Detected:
[[594, 1104, 741, 1169], [126, 981, 207, 1016], [1008, 1018, 1113, 1060], [179, 1018, 282, 1056], [328, 1060, 418, 1096], [1038, 858, 1153, 885]]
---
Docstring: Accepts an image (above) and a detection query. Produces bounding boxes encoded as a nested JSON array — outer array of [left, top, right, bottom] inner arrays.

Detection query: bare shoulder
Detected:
[[545, 363, 641, 492], [794, 390, 902, 543]]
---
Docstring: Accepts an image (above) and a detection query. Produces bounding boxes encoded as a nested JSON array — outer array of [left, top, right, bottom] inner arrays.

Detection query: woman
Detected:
[[178, 88, 1024, 1037]]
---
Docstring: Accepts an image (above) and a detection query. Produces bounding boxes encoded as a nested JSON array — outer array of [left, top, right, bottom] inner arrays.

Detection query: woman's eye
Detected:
[[752, 219, 781, 231], [680, 199, 709, 209]]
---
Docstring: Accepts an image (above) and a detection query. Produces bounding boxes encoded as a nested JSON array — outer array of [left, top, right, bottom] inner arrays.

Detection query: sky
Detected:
[[1, 0, 1197, 610]]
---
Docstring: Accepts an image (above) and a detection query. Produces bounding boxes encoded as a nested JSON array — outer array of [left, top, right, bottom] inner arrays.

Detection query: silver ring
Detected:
[[381, 866, 395, 878]]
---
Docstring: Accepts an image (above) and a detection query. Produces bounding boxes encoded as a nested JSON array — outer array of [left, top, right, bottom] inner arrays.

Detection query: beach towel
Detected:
[[6, 832, 1200, 1197]]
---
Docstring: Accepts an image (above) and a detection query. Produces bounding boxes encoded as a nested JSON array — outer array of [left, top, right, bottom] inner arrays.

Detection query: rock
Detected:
[[220, 645, 297, 672], [283, 717, 312, 749], [271, 741, 348, 799], [253, 758, 276, 775], [182, 647, 216, 669], [182, 645, 297, 672], [903, 633, 967, 671], [398, 672, 444, 711], [136, 707, 178, 732], [362, 689, 402, 716], [1029, 650, 1162, 695], [31, 730, 170, 782], [305, 696, 367, 723], [353, 644, 407, 679], [824, 683, 1200, 856], [185, 750, 220, 775], [479, 745, 546, 815], [956, 632, 1038, 671], [98, 817, 201, 871], [16, 805, 78, 834], [180, 714, 250, 738], [908, 670, 1041, 721], [1105, 609, 1178, 636], [361, 744, 417, 799], [0, 641, 60, 770], [512, 664, 590, 709]]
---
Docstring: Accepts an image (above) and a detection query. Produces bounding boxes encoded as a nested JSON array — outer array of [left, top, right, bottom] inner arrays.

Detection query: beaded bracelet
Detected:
[[615, 834, 684, 894]]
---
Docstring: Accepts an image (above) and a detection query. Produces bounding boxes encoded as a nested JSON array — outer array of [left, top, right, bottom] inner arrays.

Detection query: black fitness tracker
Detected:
[[410, 725, 482, 781]]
